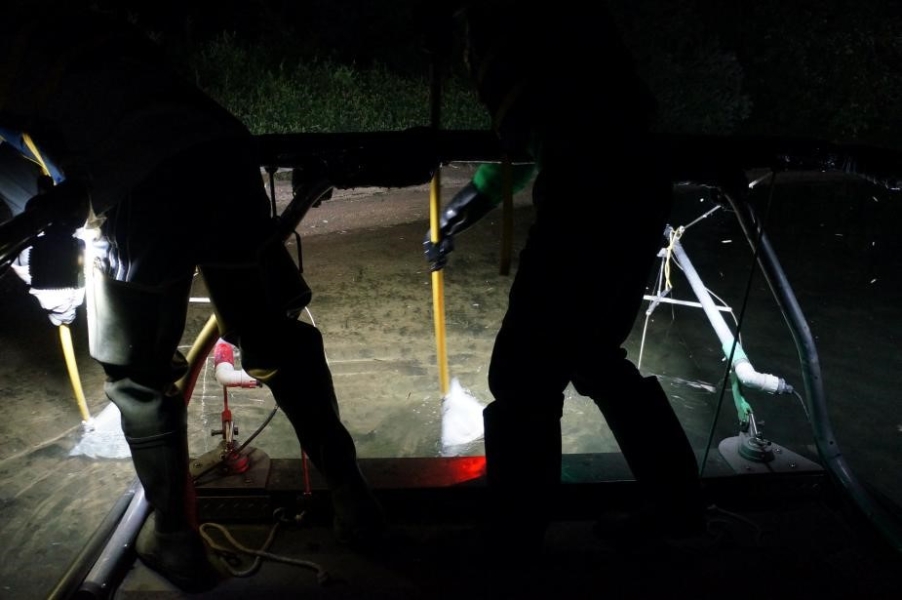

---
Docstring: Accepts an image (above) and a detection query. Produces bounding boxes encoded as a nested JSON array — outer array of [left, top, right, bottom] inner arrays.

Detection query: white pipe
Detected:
[[214, 362, 259, 388], [733, 358, 789, 395], [213, 340, 259, 388], [667, 226, 792, 395], [643, 295, 734, 312]]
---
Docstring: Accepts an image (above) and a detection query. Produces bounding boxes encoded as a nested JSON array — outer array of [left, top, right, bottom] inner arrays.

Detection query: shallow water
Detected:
[[1, 168, 900, 598]]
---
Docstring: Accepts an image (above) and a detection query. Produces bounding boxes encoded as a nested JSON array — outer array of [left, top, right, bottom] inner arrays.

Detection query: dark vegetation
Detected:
[[25, 1, 902, 148]]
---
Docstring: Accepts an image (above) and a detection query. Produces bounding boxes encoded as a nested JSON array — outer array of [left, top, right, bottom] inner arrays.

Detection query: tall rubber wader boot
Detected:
[[482, 400, 562, 560], [594, 376, 705, 537], [242, 319, 385, 548], [89, 273, 220, 592]]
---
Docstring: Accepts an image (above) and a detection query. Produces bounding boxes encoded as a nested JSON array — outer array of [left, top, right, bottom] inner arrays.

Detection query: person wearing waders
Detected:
[[424, 0, 708, 561], [1, 7, 383, 592]]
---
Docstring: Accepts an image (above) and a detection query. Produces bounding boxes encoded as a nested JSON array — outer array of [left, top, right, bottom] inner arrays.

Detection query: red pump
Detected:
[[210, 339, 260, 474]]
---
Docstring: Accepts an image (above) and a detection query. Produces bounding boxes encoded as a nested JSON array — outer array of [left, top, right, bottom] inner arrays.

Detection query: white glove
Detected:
[[11, 247, 32, 286], [14, 241, 86, 326], [29, 286, 86, 326]]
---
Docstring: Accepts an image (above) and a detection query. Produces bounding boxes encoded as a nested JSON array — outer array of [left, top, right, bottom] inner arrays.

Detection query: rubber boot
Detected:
[[109, 377, 221, 592], [259, 321, 385, 549], [130, 433, 221, 593], [593, 376, 706, 540], [482, 400, 562, 565]]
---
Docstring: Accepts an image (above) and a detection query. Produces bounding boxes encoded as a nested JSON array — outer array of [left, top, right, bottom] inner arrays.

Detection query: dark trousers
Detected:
[[483, 141, 704, 551], [93, 139, 362, 532]]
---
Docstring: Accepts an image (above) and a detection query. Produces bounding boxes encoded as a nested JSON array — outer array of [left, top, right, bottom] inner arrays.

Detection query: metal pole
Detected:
[[428, 42, 450, 397]]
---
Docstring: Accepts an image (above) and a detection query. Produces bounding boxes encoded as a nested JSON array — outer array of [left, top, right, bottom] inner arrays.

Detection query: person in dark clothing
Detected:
[[424, 0, 707, 558], [1, 8, 383, 592]]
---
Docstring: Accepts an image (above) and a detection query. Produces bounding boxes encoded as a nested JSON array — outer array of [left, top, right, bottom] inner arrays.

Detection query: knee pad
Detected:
[[239, 319, 325, 385], [571, 348, 640, 400], [107, 376, 188, 439], [201, 240, 311, 343], [87, 270, 192, 381], [488, 325, 567, 417], [257, 238, 312, 317]]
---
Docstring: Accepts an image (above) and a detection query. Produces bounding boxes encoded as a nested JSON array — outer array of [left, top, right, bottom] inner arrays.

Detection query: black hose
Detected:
[[725, 190, 902, 555], [74, 482, 151, 599], [46, 479, 141, 600]]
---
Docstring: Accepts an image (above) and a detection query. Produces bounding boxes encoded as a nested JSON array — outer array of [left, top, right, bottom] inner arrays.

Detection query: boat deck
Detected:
[[61, 452, 902, 599]]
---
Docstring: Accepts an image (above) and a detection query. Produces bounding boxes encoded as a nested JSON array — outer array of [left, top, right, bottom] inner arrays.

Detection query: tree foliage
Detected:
[[37, 0, 902, 147], [721, 0, 902, 148]]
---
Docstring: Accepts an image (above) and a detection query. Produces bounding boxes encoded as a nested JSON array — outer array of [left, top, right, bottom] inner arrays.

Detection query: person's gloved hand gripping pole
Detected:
[[9, 178, 91, 326], [424, 161, 535, 271]]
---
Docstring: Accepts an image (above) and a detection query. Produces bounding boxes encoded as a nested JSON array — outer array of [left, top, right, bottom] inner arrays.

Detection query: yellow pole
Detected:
[[23, 135, 93, 426], [427, 33, 451, 399], [429, 170, 451, 397], [176, 313, 220, 396], [58, 324, 92, 424]]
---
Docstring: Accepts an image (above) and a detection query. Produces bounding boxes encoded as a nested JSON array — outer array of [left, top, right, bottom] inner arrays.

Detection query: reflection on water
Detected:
[[181, 175, 901, 513], [68, 403, 130, 460], [2, 172, 900, 599]]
